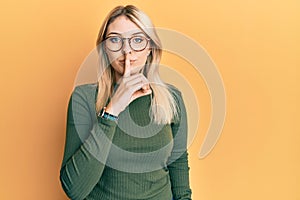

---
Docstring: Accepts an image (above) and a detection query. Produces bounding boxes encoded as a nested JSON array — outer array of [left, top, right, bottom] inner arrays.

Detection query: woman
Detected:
[[60, 5, 192, 200]]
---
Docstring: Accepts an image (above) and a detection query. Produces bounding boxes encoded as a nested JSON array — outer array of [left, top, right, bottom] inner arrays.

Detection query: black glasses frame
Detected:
[[104, 36, 150, 52]]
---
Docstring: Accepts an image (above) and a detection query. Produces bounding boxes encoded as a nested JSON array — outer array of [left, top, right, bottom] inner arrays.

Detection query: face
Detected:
[[104, 16, 151, 81]]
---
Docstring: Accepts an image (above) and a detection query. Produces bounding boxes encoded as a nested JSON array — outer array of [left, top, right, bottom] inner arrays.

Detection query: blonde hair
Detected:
[[95, 5, 178, 124]]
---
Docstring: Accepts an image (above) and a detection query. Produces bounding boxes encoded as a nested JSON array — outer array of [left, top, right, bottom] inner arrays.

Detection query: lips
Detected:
[[118, 59, 136, 65]]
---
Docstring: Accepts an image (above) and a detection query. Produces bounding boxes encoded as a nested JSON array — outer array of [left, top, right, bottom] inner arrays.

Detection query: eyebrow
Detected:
[[106, 31, 146, 37]]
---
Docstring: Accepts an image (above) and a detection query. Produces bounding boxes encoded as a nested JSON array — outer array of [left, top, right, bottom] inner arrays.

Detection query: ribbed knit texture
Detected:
[[60, 84, 192, 200]]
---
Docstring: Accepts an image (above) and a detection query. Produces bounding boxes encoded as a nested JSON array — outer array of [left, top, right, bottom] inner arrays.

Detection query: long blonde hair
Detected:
[[95, 5, 178, 124]]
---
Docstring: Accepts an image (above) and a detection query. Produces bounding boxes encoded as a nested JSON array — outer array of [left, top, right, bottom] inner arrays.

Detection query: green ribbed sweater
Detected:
[[60, 84, 192, 200]]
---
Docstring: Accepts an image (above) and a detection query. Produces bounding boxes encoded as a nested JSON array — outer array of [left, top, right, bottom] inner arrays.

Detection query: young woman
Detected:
[[60, 5, 192, 200]]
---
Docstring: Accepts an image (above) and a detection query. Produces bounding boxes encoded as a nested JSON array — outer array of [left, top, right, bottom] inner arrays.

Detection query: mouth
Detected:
[[118, 59, 136, 65]]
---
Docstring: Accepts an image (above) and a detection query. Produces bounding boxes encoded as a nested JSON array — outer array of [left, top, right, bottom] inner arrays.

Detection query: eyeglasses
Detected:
[[104, 35, 150, 52]]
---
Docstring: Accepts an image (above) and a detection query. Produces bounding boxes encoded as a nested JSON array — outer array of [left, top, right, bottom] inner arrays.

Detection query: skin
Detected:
[[104, 16, 152, 116], [105, 16, 151, 81]]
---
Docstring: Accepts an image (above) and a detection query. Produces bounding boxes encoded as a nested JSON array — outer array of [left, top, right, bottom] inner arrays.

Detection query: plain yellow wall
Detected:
[[1, 0, 299, 199]]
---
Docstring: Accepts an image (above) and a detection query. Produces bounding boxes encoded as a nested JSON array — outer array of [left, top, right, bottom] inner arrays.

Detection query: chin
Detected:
[[132, 66, 144, 74]]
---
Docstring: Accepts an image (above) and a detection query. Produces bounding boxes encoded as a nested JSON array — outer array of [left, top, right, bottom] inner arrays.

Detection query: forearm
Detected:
[[168, 151, 192, 200], [168, 87, 192, 199], [60, 145, 102, 200], [60, 117, 117, 200]]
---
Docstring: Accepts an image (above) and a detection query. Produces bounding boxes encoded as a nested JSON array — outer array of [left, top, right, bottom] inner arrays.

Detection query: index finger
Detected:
[[123, 55, 131, 78]]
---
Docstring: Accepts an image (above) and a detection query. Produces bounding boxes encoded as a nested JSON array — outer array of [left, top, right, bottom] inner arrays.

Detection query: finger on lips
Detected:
[[123, 55, 131, 78], [122, 55, 151, 93]]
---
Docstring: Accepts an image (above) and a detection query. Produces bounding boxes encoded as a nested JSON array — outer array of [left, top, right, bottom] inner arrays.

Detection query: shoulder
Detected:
[[165, 83, 183, 103], [165, 83, 180, 93], [71, 83, 98, 103], [73, 83, 98, 96]]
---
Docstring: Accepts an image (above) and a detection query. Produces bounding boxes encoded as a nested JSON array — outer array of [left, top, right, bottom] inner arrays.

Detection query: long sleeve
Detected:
[[168, 89, 192, 200], [59, 85, 117, 200]]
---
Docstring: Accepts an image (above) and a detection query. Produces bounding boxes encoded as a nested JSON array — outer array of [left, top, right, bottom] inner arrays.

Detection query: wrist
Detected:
[[98, 107, 119, 122], [105, 103, 120, 116]]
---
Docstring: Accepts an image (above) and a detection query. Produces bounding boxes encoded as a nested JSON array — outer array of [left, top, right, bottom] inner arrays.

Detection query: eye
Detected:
[[108, 37, 121, 43], [132, 36, 145, 44]]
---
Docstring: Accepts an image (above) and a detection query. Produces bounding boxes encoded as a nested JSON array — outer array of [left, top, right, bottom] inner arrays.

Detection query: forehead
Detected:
[[106, 16, 143, 36]]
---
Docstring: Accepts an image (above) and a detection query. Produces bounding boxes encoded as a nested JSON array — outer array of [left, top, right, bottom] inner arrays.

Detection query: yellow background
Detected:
[[0, 0, 299, 199]]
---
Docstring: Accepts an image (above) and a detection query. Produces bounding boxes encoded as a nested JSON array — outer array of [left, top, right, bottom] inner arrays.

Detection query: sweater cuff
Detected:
[[97, 115, 118, 127]]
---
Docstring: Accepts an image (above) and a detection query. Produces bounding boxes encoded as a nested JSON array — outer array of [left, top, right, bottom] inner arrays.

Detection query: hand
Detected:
[[105, 55, 152, 116]]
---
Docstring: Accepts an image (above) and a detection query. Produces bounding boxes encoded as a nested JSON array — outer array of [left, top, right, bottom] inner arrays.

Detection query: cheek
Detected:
[[106, 52, 122, 64], [110, 60, 119, 70], [106, 52, 122, 73], [136, 52, 149, 65]]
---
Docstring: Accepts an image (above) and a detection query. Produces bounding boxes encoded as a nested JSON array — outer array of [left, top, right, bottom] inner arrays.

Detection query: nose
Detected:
[[121, 38, 132, 54]]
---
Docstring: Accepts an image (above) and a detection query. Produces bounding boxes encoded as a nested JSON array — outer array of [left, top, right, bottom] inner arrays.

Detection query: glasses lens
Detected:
[[105, 36, 122, 51], [130, 36, 148, 51]]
